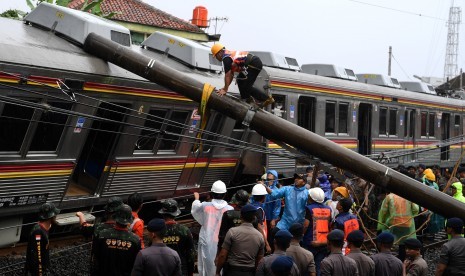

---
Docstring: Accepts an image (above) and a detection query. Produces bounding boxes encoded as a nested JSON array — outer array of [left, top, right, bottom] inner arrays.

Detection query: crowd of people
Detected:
[[23, 164, 465, 276]]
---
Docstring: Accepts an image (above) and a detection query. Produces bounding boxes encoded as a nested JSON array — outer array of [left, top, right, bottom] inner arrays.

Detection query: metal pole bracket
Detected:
[[242, 107, 256, 127]]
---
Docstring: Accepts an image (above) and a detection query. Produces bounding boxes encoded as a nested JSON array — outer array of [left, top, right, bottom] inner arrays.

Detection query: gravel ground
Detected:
[[0, 241, 442, 275], [0, 242, 91, 276]]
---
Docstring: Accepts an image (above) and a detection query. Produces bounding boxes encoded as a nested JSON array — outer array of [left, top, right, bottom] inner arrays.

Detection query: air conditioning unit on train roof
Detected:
[[301, 64, 358, 81], [356, 73, 401, 89], [400, 81, 436, 95], [23, 2, 131, 46], [249, 51, 300, 71], [141, 32, 223, 72]]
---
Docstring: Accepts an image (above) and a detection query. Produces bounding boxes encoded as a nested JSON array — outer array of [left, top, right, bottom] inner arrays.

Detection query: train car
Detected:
[[253, 63, 465, 173], [0, 4, 267, 246]]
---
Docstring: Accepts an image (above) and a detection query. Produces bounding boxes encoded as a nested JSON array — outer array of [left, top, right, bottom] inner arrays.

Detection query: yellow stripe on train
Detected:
[[0, 169, 73, 179]]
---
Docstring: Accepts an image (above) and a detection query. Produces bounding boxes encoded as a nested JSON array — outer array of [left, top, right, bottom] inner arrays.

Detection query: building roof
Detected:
[[68, 0, 204, 33]]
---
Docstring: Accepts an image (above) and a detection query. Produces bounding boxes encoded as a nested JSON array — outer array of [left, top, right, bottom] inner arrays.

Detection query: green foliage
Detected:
[[0, 9, 26, 20], [26, 0, 72, 11]]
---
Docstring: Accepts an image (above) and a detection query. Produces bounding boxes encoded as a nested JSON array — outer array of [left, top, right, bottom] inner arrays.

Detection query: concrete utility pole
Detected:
[[388, 46, 392, 76], [84, 33, 465, 221]]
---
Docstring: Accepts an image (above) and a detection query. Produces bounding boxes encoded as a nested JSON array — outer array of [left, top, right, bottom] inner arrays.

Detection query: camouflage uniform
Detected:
[[92, 204, 141, 276], [164, 221, 195, 276], [92, 226, 141, 276]]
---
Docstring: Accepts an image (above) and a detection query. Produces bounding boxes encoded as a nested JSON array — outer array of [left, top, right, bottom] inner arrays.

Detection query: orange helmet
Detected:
[[211, 43, 224, 56]]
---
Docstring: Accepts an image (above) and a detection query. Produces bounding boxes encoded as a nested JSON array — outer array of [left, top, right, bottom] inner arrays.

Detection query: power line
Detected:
[[346, 0, 447, 21]]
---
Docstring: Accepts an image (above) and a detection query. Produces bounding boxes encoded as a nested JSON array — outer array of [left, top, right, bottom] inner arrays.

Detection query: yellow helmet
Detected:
[[211, 43, 224, 56]]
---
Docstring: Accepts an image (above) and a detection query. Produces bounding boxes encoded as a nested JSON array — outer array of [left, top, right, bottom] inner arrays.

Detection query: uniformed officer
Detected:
[[403, 238, 428, 276], [216, 204, 265, 276], [256, 230, 299, 276], [346, 230, 375, 276], [25, 202, 60, 276], [159, 199, 195, 276], [132, 218, 182, 276], [371, 232, 403, 276], [218, 189, 249, 251], [92, 204, 141, 276], [320, 229, 358, 276], [76, 196, 123, 239]]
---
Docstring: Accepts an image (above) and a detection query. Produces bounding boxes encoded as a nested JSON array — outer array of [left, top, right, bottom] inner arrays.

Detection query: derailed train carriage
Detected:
[[0, 3, 464, 245]]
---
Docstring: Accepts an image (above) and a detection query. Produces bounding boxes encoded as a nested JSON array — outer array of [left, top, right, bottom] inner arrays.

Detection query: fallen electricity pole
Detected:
[[84, 33, 465, 221]]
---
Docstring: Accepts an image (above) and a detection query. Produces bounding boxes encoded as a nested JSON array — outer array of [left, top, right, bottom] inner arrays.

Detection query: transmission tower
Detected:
[[444, 6, 461, 80]]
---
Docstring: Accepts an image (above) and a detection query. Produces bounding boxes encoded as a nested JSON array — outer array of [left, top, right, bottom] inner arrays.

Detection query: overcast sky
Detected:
[[1, 0, 464, 81]]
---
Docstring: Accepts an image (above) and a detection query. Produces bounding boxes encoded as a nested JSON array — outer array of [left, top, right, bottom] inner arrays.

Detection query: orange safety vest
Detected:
[[343, 218, 359, 255], [312, 208, 331, 243], [258, 207, 268, 239], [223, 50, 249, 73]]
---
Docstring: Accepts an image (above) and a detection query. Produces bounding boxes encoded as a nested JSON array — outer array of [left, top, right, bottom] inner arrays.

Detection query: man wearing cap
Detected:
[[435, 217, 465, 275], [76, 196, 123, 239], [403, 238, 427, 276], [264, 172, 308, 235], [132, 218, 181, 276], [346, 230, 375, 276], [192, 180, 233, 276], [216, 204, 265, 276], [159, 199, 194, 276], [303, 187, 332, 276], [371, 232, 403, 276], [287, 223, 316, 276], [25, 202, 60, 276], [218, 189, 250, 251], [93, 204, 141, 275], [256, 229, 299, 276], [271, 256, 300, 276], [320, 229, 358, 276]]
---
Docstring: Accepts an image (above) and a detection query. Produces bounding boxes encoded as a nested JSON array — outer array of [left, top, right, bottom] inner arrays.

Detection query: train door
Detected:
[[441, 113, 451, 161], [404, 109, 416, 162], [298, 96, 316, 132], [68, 102, 128, 196], [358, 103, 372, 155]]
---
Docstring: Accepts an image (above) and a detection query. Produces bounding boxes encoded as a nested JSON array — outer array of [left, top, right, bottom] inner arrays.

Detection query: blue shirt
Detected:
[[270, 185, 308, 230], [333, 212, 358, 232]]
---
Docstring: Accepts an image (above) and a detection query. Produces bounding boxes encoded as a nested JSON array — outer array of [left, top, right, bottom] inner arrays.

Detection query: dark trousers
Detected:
[[307, 245, 328, 276], [223, 263, 255, 276], [237, 57, 268, 101]]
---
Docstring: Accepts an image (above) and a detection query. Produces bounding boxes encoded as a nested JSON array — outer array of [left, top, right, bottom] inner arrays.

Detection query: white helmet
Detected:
[[211, 180, 227, 193], [252, 184, 267, 195], [308, 187, 325, 203]]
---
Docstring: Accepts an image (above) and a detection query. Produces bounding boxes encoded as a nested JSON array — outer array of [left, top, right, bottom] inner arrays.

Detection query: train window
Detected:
[[28, 102, 73, 152], [159, 110, 190, 151], [271, 95, 286, 118], [429, 113, 436, 138], [379, 107, 387, 136], [202, 113, 224, 152], [409, 111, 415, 138], [0, 103, 34, 152], [226, 120, 246, 152], [325, 101, 336, 133], [455, 115, 461, 137], [404, 110, 408, 138], [389, 109, 397, 136], [338, 103, 349, 134], [421, 112, 427, 137], [135, 109, 167, 152]]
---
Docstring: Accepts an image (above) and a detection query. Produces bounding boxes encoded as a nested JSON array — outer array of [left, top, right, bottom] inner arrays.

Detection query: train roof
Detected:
[[0, 16, 237, 94]]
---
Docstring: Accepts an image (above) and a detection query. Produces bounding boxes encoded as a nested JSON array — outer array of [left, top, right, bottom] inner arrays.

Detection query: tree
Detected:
[[0, 9, 27, 20]]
